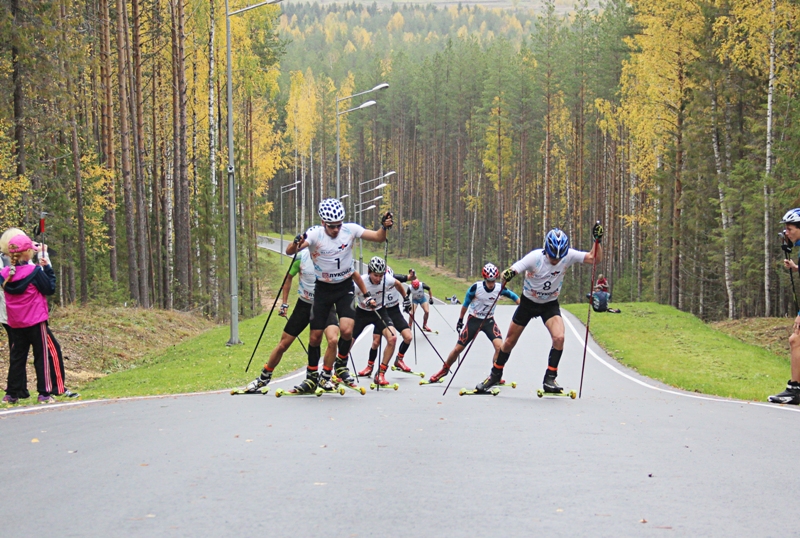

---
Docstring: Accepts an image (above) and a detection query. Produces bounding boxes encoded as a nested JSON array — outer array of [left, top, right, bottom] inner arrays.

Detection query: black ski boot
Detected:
[[475, 371, 502, 394], [290, 371, 318, 394], [769, 381, 800, 404], [334, 366, 358, 387], [542, 371, 564, 394]]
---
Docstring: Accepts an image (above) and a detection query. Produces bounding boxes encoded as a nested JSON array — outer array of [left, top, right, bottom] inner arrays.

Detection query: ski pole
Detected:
[[412, 309, 418, 365], [409, 315, 447, 365], [245, 251, 298, 372], [431, 301, 456, 332], [579, 225, 601, 398], [443, 283, 505, 396], [781, 231, 800, 313]]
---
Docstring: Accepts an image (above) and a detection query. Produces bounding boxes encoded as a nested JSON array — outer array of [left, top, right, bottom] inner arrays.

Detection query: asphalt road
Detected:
[[1, 304, 796, 537]]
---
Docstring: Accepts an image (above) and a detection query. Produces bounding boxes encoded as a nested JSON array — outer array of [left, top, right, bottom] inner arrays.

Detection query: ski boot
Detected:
[[358, 361, 375, 377], [474, 371, 501, 394], [542, 371, 564, 394], [769, 381, 800, 404], [425, 366, 449, 384], [318, 371, 338, 392], [334, 366, 357, 387], [423, 324, 433, 332], [393, 358, 412, 373], [244, 375, 270, 393], [288, 371, 318, 395], [374, 370, 390, 387]]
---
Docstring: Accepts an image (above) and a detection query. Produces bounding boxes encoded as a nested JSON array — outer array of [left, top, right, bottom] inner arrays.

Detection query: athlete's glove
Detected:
[[293, 232, 307, 245], [781, 231, 794, 254], [592, 222, 604, 243], [456, 318, 464, 332], [279, 303, 289, 317], [381, 211, 394, 230], [501, 267, 517, 283], [403, 295, 411, 313], [364, 291, 377, 309]]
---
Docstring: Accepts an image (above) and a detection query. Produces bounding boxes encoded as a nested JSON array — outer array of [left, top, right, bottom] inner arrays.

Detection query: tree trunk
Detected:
[[764, 0, 777, 316], [100, 0, 117, 281], [207, 0, 219, 318]]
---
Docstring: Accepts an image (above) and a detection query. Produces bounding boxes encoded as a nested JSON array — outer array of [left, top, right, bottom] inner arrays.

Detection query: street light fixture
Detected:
[[336, 82, 389, 198], [279, 180, 300, 264], [224, 0, 283, 345], [355, 170, 395, 270]]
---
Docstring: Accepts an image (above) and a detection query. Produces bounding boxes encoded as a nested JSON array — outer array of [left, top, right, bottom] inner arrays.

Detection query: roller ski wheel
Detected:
[[370, 383, 399, 391], [230, 386, 270, 395], [497, 381, 517, 389], [315, 386, 346, 396], [459, 388, 500, 396], [333, 377, 367, 395], [275, 388, 322, 398], [419, 378, 445, 385], [536, 389, 577, 399], [391, 366, 425, 378]]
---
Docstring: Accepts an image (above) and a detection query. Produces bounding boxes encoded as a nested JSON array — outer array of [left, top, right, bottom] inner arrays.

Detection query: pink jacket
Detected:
[[1, 264, 50, 328]]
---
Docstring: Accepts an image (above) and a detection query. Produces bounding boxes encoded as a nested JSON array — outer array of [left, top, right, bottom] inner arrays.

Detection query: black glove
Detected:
[[364, 291, 377, 309], [592, 222, 604, 243], [502, 267, 516, 283], [279, 303, 289, 317], [381, 211, 394, 230], [456, 318, 464, 332], [781, 231, 794, 254], [293, 232, 307, 245], [403, 295, 411, 313]]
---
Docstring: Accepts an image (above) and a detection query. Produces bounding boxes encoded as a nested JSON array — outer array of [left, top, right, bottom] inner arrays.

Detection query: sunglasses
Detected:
[[325, 223, 343, 230]]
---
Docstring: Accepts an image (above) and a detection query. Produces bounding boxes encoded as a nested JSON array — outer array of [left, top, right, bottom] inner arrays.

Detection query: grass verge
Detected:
[[562, 302, 789, 402]]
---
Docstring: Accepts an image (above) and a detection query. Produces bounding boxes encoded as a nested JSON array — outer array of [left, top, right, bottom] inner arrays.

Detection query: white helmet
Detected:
[[368, 256, 386, 274], [782, 208, 800, 224], [318, 198, 345, 223]]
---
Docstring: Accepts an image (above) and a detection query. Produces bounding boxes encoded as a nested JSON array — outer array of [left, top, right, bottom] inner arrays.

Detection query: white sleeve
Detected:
[[305, 226, 321, 248], [511, 250, 539, 275], [566, 248, 587, 268], [385, 274, 396, 288], [347, 223, 366, 238]]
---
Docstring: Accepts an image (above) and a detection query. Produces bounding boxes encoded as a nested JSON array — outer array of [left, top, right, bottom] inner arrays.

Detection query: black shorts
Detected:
[[353, 307, 394, 341], [284, 299, 338, 337], [374, 305, 409, 334], [310, 278, 357, 330], [511, 296, 561, 327], [457, 315, 502, 347]]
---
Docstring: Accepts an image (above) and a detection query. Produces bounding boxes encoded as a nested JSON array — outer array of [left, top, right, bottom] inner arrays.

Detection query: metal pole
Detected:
[[280, 190, 283, 265], [225, 0, 241, 346], [336, 99, 341, 198], [358, 186, 363, 271]]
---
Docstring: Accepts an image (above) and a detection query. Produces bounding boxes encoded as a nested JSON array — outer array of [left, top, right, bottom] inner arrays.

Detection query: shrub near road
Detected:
[[563, 302, 789, 402]]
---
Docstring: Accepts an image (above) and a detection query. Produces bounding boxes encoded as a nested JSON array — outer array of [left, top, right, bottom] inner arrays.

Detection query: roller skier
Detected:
[[473, 224, 603, 394]]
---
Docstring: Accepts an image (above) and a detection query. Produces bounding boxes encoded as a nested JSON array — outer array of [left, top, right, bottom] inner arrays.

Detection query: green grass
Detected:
[[78, 249, 309, 399], [562, 302, 790, 401]]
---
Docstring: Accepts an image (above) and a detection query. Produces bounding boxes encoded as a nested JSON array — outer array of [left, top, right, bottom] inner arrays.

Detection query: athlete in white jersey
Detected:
[[474, 224, 603, 394], [285, 198, 393, 394], [425, 263, 519, 384], [356, 262, 416, 379], [408, 279, 434, 332], [240, 248, 340, 393]]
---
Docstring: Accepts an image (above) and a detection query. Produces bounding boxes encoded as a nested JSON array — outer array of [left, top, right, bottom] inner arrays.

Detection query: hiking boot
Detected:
[[393, 358, 412, 373], [358, 361, 375, 377], [769, 381, 800, 405]]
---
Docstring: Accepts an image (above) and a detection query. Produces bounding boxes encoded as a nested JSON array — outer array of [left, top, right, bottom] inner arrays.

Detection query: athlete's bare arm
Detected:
[[583, 242, 602, 265]]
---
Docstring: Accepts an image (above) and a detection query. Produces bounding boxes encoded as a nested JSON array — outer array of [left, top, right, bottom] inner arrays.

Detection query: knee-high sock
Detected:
[[547, 347, 563, 371], [397, 340, 410, 357], [368, 347, 378, 364], [337, 337, 352, 359], [308, 345, 321, 370]]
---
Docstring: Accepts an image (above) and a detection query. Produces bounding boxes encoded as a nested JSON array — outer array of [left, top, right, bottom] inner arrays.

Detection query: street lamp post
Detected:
[[225, 0, 283, 345], [355, 170, 396, 271], [280, 181, 300, 264], [335, 82, 389, 198]]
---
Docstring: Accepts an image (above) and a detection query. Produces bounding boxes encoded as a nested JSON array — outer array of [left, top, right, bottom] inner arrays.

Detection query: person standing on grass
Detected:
[[769, 209, 800, 404], [286, 198, 392, 394], [473, 225, 603, 394], [240, 244, 340, 393], [425, 263, 519, 384]]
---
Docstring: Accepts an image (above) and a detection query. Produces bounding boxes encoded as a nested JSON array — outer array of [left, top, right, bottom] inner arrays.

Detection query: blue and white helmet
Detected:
[[544, 228, 570, 259], [318, 198, 345, 223], [782, 208, 800, 224]]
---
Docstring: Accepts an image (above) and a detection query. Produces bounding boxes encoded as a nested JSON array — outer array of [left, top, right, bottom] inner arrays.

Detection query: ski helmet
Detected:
[[411, 279, 421, 290], [782, 208, 800, 225], [368, 256, 386, 274], [544, 228, 570, 259], [482, 263, 499, 281], [318, 198, 345, 223]]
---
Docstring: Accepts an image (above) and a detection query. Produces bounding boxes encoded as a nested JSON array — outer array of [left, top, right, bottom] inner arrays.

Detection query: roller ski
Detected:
[[332, 367, 366, 395], [471, 371, 502, 394], [391, 358, 424, 378], [315, 373, 346, 396], [498, 380, 517, 388], [357, 361, 375, 378], [420, 366, 448, 385], [422, 325, 439, 335], [231, 377, 270, 395], [275, 377, 320, 398], [370, 371, 399, 391], [459, 387, 500, 396], [768, 381, 800, 404], [536, 372, 576, 399]]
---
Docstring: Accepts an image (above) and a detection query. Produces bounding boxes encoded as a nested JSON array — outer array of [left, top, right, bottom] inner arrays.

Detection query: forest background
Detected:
[[1, 0, 799, 325]]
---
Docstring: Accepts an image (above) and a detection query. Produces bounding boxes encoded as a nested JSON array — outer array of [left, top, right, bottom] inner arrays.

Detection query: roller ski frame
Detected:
[[498, 381, 517, 389], [391, 366, 425, 378], [315, 385, 347, 396], [230, 386, 270, 395], [459, 387, 500, 396], [536, 388, 577, 399], [275, 387, 321, 397], [369, 382, 399, 391], [332, 375, 367, 395], [419, 377, 445, 385]]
